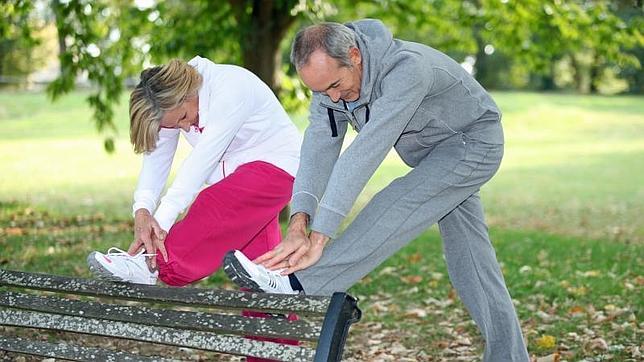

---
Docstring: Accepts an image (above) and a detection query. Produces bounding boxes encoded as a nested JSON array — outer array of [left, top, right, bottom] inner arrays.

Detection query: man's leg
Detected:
[[439, 193, 529, 362], [295, 133, 503, 295]]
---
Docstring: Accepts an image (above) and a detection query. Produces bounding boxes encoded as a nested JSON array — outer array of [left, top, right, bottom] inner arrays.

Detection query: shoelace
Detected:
[[106, 247, 156, 259]]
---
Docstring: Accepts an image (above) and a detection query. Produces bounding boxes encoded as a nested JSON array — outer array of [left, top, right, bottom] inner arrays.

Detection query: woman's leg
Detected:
[[156, 161, 294, 286]]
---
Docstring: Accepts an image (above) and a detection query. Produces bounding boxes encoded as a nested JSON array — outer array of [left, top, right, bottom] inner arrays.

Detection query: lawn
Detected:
[[0, 90, 642, 361]]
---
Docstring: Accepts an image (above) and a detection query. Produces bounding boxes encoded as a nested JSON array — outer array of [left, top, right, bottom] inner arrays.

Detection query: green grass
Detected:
[[0, 90, 642, 360]]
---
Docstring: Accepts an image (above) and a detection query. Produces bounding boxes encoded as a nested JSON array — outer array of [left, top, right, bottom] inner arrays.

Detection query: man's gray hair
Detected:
[[290, 22, 358, 69]]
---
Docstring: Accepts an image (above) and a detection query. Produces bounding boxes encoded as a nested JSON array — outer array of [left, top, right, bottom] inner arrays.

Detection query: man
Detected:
[[224, 19, 529, 361]]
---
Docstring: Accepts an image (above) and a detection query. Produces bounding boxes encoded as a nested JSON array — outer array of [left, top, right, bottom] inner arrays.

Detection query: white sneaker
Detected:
[[87, 247, 158, 285], [223, 250, 297, 294]]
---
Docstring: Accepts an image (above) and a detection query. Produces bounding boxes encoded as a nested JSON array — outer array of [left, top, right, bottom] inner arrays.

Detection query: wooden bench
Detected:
[[0, 268, 361, 361]]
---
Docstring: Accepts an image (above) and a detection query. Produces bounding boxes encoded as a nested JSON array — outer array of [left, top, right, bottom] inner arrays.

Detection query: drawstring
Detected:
[[365, 105, 370, 124], [327, 108, 338, 137], [326, 104, 370, 137]]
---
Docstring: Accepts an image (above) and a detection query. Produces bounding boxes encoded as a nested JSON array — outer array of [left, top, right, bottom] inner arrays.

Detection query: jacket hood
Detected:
[[318, 19, 393, 109]]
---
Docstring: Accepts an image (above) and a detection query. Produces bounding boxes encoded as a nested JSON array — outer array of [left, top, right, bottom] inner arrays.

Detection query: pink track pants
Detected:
[[156, 161, 294, 286]]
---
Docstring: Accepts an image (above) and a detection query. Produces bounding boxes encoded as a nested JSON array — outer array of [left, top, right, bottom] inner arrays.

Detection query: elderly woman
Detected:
[[87, 56, 301, 287]]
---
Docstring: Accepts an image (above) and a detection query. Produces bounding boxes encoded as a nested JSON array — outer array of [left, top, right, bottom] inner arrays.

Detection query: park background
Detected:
[[1, 0, 642, 361]]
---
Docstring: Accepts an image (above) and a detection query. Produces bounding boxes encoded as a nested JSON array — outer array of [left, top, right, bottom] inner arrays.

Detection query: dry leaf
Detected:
[[407, 253, 422, 263], [532, 352, 560, 362], [401, 275, 423, 284], [5, 227, 24, 236], [588, 337, 608, 351], [535, 335, 556, 349], [405, 308, 427, 318]]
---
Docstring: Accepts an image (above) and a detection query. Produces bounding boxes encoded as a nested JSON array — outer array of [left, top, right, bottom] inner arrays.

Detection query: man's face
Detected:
[[298, 48, 362, 103]]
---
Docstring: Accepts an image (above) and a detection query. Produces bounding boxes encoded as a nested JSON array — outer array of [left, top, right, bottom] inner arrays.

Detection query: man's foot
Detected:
[[223, 250, 297, 294], [87, 247, 158, 285]]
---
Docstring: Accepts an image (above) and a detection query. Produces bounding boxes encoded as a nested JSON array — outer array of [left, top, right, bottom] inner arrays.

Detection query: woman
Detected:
[[87, 56, 301, 287]]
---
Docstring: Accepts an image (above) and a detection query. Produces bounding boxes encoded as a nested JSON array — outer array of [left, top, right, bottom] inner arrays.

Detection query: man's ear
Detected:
[[349, 47, 362, 66]]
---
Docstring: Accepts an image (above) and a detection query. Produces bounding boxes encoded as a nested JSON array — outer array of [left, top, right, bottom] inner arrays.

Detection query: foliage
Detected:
[[326, 0, 643, 92], [0, 0, 41, 82], [3, 0, 642, 150]]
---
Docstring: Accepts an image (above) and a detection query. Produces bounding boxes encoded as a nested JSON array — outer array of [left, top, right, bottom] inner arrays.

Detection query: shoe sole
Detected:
[[87, 252, 127, 283], [223, 251, 264, 293]]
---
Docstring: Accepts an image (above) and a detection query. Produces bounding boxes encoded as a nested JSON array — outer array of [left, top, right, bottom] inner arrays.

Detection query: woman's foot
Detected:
[[87, 247, 158, 285]]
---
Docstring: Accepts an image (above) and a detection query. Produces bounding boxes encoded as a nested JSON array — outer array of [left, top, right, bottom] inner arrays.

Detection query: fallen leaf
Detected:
[[401, 275, 423, 284], [531, 352, 560, 362], [5, 227, 24, 236], [588, 337, 608, 351], [407, 253, 422, 263], [405, 308, 427, 318], [535, 335, 556, 349]]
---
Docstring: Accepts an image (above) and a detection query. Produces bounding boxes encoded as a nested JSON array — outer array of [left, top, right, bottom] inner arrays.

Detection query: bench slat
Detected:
[[0, 335, 171, 361], [0, 308, 315, 361], [0, 291, 321, 341], [0, 269, 329, 315]]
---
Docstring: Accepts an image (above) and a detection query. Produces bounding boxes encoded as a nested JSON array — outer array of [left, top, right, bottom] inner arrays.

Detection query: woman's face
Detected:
[[159, 95, 199, 132]]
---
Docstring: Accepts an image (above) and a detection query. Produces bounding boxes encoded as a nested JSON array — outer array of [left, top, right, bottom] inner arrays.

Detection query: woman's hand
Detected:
[[128, 209, 168, 267]]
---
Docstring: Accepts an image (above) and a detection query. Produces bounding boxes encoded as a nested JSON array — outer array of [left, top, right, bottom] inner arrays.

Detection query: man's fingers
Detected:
[[287, 246, 309, 267], [268, 260, 290, 270], [254, 249, 277, 264], [281, 263, 305, 275], [260, 245, 295, 268]]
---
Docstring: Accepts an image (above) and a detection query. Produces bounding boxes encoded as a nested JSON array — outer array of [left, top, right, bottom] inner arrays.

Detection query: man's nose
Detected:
[[328, 90, 341, 102]]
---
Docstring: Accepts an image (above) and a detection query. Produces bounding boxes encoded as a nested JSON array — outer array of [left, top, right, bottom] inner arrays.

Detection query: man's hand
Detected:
[[280, 231, 329, 274], [128, 209, 168, 267], [255, 213, 311, 269]]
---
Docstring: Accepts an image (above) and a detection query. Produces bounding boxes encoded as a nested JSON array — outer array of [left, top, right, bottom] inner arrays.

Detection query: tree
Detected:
[[6, 0, 642, 147], [0, 0, 41, 86]]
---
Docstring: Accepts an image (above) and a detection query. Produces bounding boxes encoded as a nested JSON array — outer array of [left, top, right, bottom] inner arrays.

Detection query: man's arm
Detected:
[[255, 99, 347, 269], [311, 55, 433, 238]]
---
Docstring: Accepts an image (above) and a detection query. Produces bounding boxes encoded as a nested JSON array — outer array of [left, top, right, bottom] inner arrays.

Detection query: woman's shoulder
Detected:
[[189, 56, 255, 81]]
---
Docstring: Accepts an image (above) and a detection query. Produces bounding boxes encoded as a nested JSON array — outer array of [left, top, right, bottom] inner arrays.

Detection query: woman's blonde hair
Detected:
[[129, 59, 202, 153]]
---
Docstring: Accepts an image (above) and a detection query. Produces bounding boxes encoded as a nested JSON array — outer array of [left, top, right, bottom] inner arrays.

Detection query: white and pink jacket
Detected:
[[132, 56, 302, 232]]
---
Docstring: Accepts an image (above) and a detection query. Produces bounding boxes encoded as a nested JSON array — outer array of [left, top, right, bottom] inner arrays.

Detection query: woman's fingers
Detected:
[[128, 239, 143, 255], [151, 222, 168, 262]]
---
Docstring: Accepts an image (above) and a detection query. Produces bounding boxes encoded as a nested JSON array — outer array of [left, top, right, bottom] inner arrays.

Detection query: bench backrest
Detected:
[[0, 269, 361, 361]]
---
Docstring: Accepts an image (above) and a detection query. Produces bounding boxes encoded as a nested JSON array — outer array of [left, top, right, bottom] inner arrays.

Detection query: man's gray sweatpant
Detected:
[[295, 131, 530, 362]]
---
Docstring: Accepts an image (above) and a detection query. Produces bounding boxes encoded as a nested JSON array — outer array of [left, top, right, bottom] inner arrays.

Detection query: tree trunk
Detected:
[[50, 0, 66, 73], [229, 0, 297, 94], [570, 54, 589, 94], [589, 53, 601, 94], [540, 61, 557, 91]]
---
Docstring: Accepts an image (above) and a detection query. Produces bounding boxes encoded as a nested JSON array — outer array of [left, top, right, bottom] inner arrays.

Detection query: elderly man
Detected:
[[224, 19, 529, 361]]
